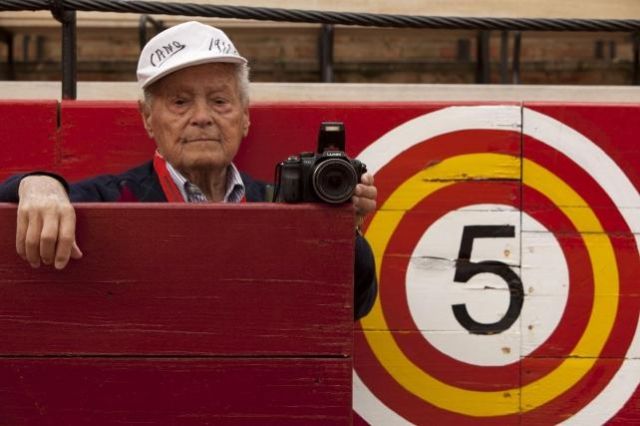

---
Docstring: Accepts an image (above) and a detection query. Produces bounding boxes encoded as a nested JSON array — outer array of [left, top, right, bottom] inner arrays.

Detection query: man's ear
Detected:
[[242, 107, 250, 138], [138, 99, 154, 139]]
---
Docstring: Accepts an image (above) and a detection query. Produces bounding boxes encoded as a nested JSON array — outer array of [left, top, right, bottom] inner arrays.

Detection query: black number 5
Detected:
[[452, 225, 524, 335]]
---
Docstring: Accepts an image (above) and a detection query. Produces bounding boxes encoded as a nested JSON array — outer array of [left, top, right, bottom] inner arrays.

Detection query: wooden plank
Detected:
[[0, 204, 354, 356], [57, 101, 434, 182], [0, 101, 57, 181], [522, 104, 640, 234], [0, 357, 351, 424], [515, 100, 640, 424]]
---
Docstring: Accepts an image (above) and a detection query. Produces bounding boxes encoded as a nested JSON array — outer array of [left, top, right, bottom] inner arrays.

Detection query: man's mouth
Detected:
[[184, 138, 220, 143]]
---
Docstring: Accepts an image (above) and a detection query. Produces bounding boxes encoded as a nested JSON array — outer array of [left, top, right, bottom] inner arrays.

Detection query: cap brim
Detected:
[[141, 53, 247, 89]]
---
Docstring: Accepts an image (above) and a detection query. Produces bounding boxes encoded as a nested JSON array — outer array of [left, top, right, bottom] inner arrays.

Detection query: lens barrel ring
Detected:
[[312, 157, 359, 203]]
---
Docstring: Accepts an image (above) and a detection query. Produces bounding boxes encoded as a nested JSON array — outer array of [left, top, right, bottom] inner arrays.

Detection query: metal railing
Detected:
[[2, 0, 640, 98]]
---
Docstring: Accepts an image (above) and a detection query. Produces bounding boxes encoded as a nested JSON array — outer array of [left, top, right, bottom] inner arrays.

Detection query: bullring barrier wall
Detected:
[[0, 99, 639, 424]]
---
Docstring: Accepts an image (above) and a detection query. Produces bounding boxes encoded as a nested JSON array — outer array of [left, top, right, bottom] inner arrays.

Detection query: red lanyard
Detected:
[[153, 151, 186, 202], [152, 151, 246, 203]]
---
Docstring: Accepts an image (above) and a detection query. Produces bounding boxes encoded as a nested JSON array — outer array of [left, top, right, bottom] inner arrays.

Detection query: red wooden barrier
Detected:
[[2, 100, 439, 183], [56, 101, 431, 182], [0, 100, 57, 181], [57, 101, 154, 181], [0, 204, 354, 424], [2, 99, 639, 424]]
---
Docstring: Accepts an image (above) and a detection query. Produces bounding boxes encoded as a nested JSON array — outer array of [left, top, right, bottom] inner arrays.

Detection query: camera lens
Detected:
[[312, 158, 358, 203]]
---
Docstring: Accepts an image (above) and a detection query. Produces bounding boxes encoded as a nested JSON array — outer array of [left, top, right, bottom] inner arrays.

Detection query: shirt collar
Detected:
[[164, 161, 245, 203]]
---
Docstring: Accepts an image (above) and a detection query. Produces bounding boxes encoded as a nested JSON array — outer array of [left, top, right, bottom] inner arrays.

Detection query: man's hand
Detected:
[[17, 176, 83, 270], [352, 172, 377, 227]]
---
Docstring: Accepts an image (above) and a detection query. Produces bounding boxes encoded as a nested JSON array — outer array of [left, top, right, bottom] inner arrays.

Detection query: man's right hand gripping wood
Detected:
[[17, 176, 83, 270]]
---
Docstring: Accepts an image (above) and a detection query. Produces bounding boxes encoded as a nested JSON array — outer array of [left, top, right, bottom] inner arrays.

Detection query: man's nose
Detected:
[[190, 99, 213, 127]]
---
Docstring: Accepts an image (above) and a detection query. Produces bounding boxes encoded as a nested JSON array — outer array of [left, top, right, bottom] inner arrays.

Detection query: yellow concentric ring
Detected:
[[361, 153, 618, 416]]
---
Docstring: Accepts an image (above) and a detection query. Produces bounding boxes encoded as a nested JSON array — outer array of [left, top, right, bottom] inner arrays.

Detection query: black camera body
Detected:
[[275, 122, 367, 204]]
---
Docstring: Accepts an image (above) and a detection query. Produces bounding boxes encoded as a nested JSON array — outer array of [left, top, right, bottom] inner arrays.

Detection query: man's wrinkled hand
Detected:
[[352, 172, 377, 227], [17, 176, 83, 270]]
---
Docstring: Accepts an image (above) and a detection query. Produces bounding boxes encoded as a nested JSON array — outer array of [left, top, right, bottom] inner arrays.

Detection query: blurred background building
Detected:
[[0, 0, 639, 85]]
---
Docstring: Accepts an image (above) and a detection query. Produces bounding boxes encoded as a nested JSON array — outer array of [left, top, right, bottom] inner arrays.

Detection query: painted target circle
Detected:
[[377, 181, 590, 390], [353, 106, 640, 425]]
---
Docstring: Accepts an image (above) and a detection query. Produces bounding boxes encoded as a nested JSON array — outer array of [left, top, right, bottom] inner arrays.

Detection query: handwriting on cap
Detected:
[[150, 37, 238, 68], [208, 37, 238, 56], [150, 41, 186, 67]]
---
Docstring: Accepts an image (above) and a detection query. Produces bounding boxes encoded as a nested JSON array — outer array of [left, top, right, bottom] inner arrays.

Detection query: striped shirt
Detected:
[[165, 162, 245, 203]]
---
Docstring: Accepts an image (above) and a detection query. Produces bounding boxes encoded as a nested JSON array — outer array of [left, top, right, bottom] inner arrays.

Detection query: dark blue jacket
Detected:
[[0, 161, 377, 320]]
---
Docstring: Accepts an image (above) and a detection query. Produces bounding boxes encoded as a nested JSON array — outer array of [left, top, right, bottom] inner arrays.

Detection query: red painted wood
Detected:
[[0, 101, 57, 181], [0, 203, 354, 423], [57, 101, 156, 181], [0, 204, 354, 356], [56, 101, 440, 182], [354, 331, 520, 426], [0, 357, 351, 424], [519, 357, 627, 425], [524, 104, 640, 188], [521, 132, 636, 234], [4, 100, 640, 423], [237, 103, 445, 182]]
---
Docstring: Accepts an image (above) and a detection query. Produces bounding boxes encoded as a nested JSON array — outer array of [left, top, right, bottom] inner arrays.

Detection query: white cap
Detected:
[[137, 21, 247, 89]]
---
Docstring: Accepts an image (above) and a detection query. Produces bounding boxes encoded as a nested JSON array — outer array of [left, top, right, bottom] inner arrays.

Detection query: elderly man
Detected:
[[0, 21, 378, 320]]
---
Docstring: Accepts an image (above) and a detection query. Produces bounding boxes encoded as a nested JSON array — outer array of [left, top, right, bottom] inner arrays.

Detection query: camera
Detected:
[[274, 122, 367, 204]]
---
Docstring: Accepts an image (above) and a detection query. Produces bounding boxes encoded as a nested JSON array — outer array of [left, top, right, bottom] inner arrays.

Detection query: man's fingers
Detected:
[[24, 212, 43, 268], [354, 173, 377, 198], [361, 173, 374, 186], [15, 207, 28, 260], [355, 197, 377, 216], [353, 185, 377, 216], [70, 241, 83, 260], [352, 173, 378, 226], [16, 175, 78, 270], [356, 183, 377, 201], [39, 213, 60, 266], [54, 208, 77, 270]]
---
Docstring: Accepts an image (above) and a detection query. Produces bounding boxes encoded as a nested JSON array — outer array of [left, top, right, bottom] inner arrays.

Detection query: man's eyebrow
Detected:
[[162, 82, 233, 96], [163, 86, 195, 96], [205, 83, 233, 91]]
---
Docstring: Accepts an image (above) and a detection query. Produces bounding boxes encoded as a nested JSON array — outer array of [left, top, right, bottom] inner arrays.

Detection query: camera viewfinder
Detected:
[[316, 121, 345, 153]]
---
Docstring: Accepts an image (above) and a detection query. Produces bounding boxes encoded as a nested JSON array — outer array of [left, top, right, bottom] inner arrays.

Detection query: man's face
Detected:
[[141, 62, 249, 175]]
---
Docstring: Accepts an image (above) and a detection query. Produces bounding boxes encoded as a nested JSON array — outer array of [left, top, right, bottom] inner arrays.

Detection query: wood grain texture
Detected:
[[0, 357, 351, 425], [0, 204, 354, 356]]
